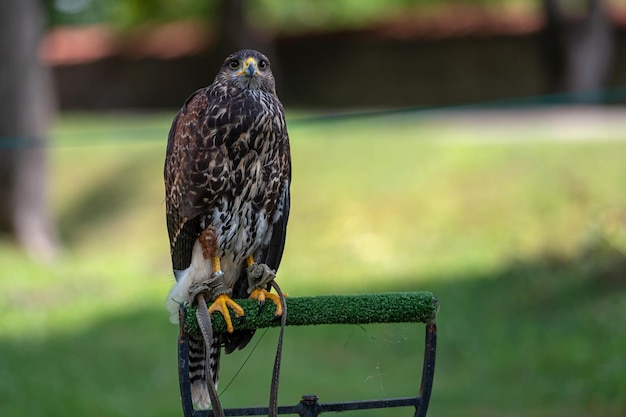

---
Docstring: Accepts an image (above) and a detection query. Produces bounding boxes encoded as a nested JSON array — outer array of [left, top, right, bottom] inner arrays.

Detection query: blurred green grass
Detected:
[[1, 110, 625, 417]]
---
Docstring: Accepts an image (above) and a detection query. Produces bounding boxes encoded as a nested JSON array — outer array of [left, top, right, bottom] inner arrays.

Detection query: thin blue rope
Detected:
[[1, 86, 625, 149]]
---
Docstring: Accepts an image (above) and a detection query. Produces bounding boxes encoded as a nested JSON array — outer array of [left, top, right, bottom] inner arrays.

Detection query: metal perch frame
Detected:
[[178, 292, 439, 417]]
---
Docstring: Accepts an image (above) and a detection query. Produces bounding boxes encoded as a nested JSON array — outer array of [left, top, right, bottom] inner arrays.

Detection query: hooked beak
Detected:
[[243, 57, 257, 78]]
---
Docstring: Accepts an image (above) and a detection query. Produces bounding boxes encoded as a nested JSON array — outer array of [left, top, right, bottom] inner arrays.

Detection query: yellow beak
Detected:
[[242, 57, 257, 78]]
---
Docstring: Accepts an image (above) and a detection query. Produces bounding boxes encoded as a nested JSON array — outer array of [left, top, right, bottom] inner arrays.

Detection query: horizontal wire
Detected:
[[1, 86, 625, 149]]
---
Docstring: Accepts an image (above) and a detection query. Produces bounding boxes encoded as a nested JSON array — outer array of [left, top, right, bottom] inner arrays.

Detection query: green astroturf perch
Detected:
[[184, 292, 440, 335]]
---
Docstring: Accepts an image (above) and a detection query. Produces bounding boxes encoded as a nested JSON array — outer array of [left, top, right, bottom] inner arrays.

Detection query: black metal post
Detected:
[[296, 395, 321, 417], [414, 321, 437, 417]]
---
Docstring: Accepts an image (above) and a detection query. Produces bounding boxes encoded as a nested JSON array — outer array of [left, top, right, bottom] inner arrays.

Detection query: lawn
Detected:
[[1, 109, 625, 417]]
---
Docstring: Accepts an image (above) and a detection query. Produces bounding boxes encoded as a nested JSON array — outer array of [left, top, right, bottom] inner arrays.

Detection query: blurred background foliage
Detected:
[[46, 0, 536, 31]]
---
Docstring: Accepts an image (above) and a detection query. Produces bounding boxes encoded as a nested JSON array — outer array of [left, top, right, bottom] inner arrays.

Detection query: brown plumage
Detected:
[[164, 49, 291, 409]]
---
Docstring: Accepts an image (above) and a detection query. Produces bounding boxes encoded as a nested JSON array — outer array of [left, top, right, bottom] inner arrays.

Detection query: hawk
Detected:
[[164, 49, 291, 409]]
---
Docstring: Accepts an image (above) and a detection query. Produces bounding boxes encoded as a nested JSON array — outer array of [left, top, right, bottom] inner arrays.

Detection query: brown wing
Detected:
[[260, 140, 291, 271], [164, 87, 230, 274]]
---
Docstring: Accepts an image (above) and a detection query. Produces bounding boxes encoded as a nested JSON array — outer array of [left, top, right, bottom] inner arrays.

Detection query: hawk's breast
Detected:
[[203, 90, 286, 269]]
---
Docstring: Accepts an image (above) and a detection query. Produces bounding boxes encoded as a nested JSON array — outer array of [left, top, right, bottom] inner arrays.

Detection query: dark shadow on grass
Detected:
[[57, 158, 151, 245], [0, 306, 181, 417], [368, 247, 626, 417]]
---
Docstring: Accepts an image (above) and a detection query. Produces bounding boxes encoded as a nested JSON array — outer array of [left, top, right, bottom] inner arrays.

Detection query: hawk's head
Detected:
[[216, 49, 276, 94]]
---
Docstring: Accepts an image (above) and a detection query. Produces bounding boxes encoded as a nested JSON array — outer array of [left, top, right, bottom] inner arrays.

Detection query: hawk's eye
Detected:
[[258, 60, 268, 70], [229, 60, 240, 69]]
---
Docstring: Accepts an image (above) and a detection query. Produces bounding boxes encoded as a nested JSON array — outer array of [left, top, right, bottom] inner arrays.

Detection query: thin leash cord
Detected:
[[268, 281, 287, 417]]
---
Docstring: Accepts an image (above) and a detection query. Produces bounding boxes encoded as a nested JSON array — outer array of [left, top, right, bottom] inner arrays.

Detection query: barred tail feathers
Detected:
[[189, 333, 221, 409]]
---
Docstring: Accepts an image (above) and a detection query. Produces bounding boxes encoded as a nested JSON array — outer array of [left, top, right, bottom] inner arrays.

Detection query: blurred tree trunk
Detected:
[[542, 0, 615, 103], [214, 0, 280, 95], [0, 0, 59, 260], [216, 0, 247, 57], [215, 0, 276, 61]]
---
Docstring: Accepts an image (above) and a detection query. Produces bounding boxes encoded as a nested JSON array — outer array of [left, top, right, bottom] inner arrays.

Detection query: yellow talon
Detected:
[[249, 288, 283, 317], [208, 294, 245, 333]]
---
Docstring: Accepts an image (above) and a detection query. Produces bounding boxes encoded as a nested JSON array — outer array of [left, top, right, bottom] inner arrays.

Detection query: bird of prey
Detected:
[[164, 49, 291, 409]]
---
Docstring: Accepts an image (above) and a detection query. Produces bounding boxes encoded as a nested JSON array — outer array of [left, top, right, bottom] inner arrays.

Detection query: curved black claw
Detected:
[[249, 288, 283, 317]]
